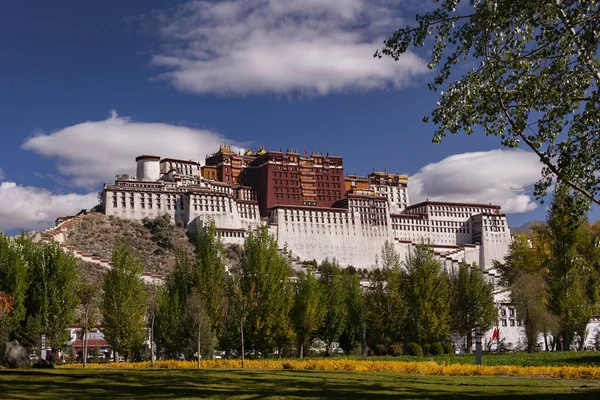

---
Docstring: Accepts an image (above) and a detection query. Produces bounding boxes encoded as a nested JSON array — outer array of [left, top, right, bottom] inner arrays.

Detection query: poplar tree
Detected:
[[318, 259, 348, 347], [291, 267, 325, 358], [378, 1, 600, 207], [339, 269, 367, 355], [77, 279, 101, 367], [240, 226, 292, 355], [403, 245, 450, 344], [0, 233, 28, 343], [102, 241, 148, 359], [23, 241, 79, 350], [193, 222, 226, 338], [450, 262, 496, 353]]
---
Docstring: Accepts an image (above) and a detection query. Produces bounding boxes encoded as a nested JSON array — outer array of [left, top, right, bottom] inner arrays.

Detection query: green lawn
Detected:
[[342, 351, 600, 367], [1, 368, 600, 399]]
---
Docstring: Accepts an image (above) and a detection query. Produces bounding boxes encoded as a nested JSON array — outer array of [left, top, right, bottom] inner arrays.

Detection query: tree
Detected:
[[240, 226, 292, 356], [339, 269, 367, 356], [146, 284, 161, 367], [511, 273, 558, 352], [318, 259, 348, 348], [291, 267, 325, 358], [193, 221, 226, 343], [378, 1, 600, 207], [186, 289, 213, 368], [0, 292, 13, 321], [450, 262, 496, 353], [403, 245, 450, 344], [365, 243, 406, 353], [23, 241, 79, 351], [155, 251, 193, 358], [545, 185, 597, 351], [77, 279, 101, 367], [102, 241, 148, 359], [0, 233, 28, 343]]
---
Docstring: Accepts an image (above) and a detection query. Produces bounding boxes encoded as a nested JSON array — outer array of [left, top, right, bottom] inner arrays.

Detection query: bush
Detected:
[[406, 342, 423, 356], [374, 344, 387, 356], [422, 343, 431, 355], [389, 344, 403, 356], [430, 343, 444, 356], [443, 343, 455, 355]]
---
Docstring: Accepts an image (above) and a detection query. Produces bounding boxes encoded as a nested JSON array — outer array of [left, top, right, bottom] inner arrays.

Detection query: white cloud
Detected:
[[22, 111, 237, 189], [0, 181, 97, 232], [409, 150, 542, 213], [150, 0, 428, 96]]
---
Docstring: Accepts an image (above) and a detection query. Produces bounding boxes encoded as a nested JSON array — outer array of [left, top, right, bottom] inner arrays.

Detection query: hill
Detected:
[[63, 213, 195, 277], [510, 220, 545, 235]]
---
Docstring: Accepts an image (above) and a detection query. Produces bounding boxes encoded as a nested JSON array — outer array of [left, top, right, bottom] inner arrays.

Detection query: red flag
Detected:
[[491, 327, 498, 341], [304, 149, 307, 154]]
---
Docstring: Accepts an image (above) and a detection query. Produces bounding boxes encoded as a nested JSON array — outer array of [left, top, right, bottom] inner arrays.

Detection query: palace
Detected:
[[101, 145, 512, 278]]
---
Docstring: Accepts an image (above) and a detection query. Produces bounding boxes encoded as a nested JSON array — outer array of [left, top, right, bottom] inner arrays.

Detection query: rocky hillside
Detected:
[[63, 213, 195, 277]]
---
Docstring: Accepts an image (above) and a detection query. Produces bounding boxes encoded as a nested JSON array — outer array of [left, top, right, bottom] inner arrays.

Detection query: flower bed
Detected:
[[59, 359, 600, 379]]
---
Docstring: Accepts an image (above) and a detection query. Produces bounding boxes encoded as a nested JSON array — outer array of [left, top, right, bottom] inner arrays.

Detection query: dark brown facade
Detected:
[[204, 145, 347, 216]]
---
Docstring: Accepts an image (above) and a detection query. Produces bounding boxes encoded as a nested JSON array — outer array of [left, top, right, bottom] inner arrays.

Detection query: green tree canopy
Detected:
[[0, 233, 28, 342], [403, 245, 450, 344], [102, 241, 148, 358], [240, 226, 292, 355], [291, 266, 325, 358], [450, 262, 496, 353], [318, 259, 348, 346], [378, 0, 600, 207]]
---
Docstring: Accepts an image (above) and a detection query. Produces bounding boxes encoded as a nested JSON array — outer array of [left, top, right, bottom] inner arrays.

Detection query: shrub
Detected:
[[389, 344, 403, 357], [430, 343, 444, 356], [374, 344, 387, 356], [406, 342, 423, 356], [422, 343, 431, 355], [443, 343, 455, 355]]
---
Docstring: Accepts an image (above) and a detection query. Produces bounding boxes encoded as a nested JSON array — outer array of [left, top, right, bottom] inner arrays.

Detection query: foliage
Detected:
[[422, 343, 431, 356], [430, 343, 444, 356], [290, 267, 325, 358], [143, 215, 175, 249], [403, 245, 451, 344], [449, 262, 496, 353], [76, 279, 101, 367], [318, 259, 347, 346], [22, 241, 79, 350], [389, 344, 403, 357], [193, 222, 226, 343], [240, 226, 293, 355], [443, 343, 455, 355], [338, 269, 366, 356], [0, 292, 13, 321], [0, 233, 28, 342], [406, 342, 423, 357], [185, 289, 214, 367], [102, 241, 148, 357], [378, 0, 600, 207], [511, 273, 558, 353], [365, 243, 406, 352]]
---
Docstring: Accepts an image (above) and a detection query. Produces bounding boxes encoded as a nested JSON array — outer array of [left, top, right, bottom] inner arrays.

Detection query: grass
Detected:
[[342, 351, 600, 367], [2, 368, 600, 399]]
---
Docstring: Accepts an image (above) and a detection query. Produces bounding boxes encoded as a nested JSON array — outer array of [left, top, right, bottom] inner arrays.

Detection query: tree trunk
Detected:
[[466, 331, 473, 354], [543, 332, 549, 352], [151, 314, 155, 367], [300, 342, 304, 359], [197, 316, 202, 369], [240, 318, 245, 369], [563, 331, 571, 352], [361, 322, 367, 356], [83, 311, 88, 368]]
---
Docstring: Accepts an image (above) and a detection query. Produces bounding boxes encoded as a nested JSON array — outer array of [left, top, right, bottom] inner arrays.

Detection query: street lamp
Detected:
[[475, 324, 482, 365]]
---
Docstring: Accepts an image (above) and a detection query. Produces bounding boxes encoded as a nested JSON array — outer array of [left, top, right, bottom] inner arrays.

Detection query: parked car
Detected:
[[175, 353, 185, 361], [29, 354, 39, 361], [118, 356, 125, 362]]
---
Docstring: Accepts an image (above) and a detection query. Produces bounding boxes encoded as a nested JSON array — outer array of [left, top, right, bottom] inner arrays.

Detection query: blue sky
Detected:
[[1, 0, 595, 233]]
